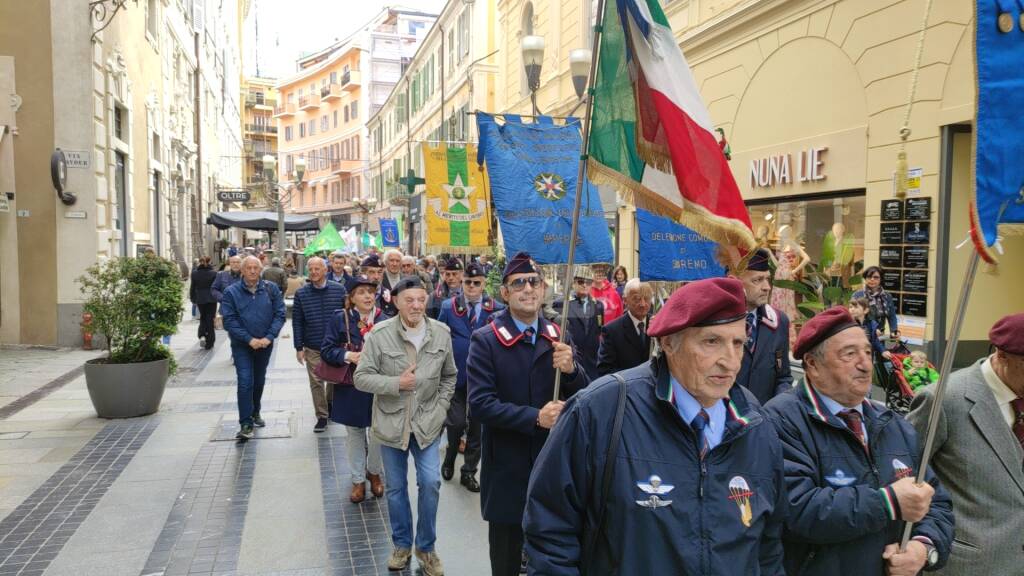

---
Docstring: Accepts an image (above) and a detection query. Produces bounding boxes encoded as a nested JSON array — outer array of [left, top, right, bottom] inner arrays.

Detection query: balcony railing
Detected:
[[245, 94, 276, 108], [273, 103, 296, 117], [321, 83, 343, 101], [342, 70, 361, 91], [298, 95, 320, 110], [245, 124, 278, 134]]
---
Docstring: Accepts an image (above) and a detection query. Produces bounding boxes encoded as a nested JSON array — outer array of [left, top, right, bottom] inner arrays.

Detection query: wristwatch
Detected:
[[919, 541, 939, 568]]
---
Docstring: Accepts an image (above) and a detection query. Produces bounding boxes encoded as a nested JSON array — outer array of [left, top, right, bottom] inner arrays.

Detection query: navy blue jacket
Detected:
[[736, 304, 793, 405], [220, 280, 286, 345], [763, 381, 954, 576], [211, 270, 241, 302], [292, 281, 347, 351], [437, 295, 504, 390], [524, 357, 786, 575], [427, 281, 461, 320], [597, 312, 650, 376], [555, 296, 604, 381], [857, 318, 887, 356], [467, 310, 590, 525], [321, 306, 390, 429]]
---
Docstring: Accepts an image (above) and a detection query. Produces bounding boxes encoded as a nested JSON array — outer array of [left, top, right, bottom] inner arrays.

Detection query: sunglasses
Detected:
[[463, 279, 483, 287], [506, 276, 542, 292]]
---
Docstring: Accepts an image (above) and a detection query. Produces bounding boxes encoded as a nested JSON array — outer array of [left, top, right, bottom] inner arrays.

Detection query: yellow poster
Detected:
[[423, 143, 492, 252]]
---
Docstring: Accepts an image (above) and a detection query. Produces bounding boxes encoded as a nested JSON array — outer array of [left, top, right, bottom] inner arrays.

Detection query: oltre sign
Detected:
[[217, 190, 251, 203], [749, 146, 828, 189]]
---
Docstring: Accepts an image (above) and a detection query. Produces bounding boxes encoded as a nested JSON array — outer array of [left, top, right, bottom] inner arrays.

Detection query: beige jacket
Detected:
[[353, 316, 457, 450]]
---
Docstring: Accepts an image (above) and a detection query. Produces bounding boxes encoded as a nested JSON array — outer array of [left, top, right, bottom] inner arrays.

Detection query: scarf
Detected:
[[865, 286, 889, 322]]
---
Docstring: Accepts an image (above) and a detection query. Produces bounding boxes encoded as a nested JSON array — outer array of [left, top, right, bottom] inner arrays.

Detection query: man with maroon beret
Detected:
[[524, 277, 787, 575], [763, 306, 953, 576], [907, 311, 1024, 576]]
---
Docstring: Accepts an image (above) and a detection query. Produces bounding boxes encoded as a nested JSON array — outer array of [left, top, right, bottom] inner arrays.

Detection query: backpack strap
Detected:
[[584, 373, 627, 572]]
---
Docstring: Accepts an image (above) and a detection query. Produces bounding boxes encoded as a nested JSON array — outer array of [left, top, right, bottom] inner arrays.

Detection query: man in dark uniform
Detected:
[[437, 262, 504, 492], [525, 278, 786, 574], [467, 252, 590, 576], [555, 270, 604, 380], [428, 258, 463, 319], [360, 254, 395, 317], [763, 307, 953, 576], [731, 248, 793, 404], [597, 278, 653, 375]]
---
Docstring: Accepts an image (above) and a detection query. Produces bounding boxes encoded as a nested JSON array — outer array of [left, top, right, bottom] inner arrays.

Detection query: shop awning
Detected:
[[206, 210, 320, 232]]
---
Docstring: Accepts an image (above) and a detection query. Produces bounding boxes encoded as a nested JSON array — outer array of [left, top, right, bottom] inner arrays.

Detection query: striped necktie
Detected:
[[745, 312, 757, 353], [691, 409, 711, 460], [1011, 398, 1024, 452]]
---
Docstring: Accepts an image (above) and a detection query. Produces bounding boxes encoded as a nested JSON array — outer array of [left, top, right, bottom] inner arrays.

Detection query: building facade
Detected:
[[0, 0, 243, 346], [241, 76, 277, 207], [367, 0, 498, 254], [275, 8, 436, 235]]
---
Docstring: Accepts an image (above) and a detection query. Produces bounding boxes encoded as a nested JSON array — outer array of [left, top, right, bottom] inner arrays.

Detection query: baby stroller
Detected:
[[877, 339, 915, 415]]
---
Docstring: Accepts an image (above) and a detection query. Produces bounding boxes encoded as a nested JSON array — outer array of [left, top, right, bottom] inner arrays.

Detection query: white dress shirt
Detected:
[[981, 356, 1017, 429]]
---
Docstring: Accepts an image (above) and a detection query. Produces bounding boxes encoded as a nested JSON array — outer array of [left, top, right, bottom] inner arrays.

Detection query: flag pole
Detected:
[[553, 0, 608, 402], [899, 246, 980, 550]]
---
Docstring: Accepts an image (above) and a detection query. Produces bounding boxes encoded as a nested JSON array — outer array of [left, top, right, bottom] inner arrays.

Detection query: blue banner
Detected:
[[974, 0, 1024, 254], [636, 209, 725, 281], [476, 113, 613, 265], [378, 218, 401, 247]]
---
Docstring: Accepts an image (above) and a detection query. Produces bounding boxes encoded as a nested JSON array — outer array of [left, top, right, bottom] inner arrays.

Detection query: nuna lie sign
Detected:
[[749, 146, 828, 188]]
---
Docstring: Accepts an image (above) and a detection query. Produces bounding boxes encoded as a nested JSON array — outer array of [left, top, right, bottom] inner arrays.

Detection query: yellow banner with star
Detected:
[[423, 143, 492, 253]]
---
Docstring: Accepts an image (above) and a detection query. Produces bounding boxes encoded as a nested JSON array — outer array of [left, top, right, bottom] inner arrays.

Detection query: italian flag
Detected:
[[589, 0, 754, 251]]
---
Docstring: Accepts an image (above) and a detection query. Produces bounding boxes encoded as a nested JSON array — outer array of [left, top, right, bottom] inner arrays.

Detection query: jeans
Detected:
[[345, 426, 382, 484], [380, 436, 441, 552], [231, 341, 273, 426]]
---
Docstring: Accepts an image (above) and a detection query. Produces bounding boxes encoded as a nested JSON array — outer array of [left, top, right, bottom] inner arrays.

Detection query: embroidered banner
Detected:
[[636, 208, 724, 281], [422, 143, 492, 253], [378, 218, 401, 247]]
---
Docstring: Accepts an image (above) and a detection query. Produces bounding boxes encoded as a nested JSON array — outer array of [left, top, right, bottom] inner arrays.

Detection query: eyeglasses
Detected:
[[505, 276, 542, 292], [463, 279, 483, 287], [866, 275, 880, 280]]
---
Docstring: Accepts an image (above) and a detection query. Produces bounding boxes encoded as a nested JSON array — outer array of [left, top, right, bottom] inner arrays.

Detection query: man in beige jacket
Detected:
[[354, 275, 457, 576]]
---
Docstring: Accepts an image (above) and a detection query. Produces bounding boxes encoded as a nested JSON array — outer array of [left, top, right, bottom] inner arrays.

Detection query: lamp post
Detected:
[[262, 154, 305, 258], [566, 48, 593, 117], [353, 196, 378, 251], [521, 35, 545, 116]]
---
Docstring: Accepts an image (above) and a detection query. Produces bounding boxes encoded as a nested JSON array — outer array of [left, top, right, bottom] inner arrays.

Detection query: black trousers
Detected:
[[488, 522, 524, 576], [444, 387, 481, 475], [197, 303, 217, 348]]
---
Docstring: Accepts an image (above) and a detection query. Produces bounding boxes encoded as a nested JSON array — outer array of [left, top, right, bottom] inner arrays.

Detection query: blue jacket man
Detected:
[[292, 257, 348, 432], [764, 306, 953, 576], [467, 252, 589, 576], [524, 277, 786, 575], [211, 257, 242, 302], [437, 263, 505, 491], [220, 258, 286, 440], [732, 249, 793, 404], [554, 275, 604, 381]]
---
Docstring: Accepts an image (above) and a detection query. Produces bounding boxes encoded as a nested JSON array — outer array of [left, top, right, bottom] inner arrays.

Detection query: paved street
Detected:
[[0, 314, 490, 576]]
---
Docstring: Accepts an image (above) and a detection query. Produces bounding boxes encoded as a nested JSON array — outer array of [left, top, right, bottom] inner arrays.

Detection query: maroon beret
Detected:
[[647, 278, 746, 338], [990, 313, 1024, 355], [793, 306, 860, 360]]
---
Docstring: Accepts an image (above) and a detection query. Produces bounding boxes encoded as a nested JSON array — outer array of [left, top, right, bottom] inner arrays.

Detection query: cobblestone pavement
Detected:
[[0, 315, 490, 575]]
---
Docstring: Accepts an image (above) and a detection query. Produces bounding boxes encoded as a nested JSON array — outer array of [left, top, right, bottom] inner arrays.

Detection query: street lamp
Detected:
[[569, 49, 592, 99], [353, 196, 378, 252], [262, 154, 305, 258], [521, 35, 545, 115]]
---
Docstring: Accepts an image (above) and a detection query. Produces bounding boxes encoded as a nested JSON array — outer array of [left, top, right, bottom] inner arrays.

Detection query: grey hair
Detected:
[[805, 338, 829, 362], [623, 278, 652, 299], [659, 330, 685, 355], [384, 248, 403, 260], [401, 255, 416, 264], [241, 255, 261, 267], [271, 258, 281, 266], [306, 256, 326, 269]]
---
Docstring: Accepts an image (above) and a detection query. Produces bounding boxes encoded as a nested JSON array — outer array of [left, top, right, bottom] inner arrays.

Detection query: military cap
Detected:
[[391, 275, 425, 296], [647, 278, 747, 338], [990, 312, 1024, 355], [792, 306, 860, 360], [502, 252, 537, 282]]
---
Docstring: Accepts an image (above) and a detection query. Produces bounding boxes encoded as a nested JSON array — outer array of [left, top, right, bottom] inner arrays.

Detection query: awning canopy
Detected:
[[206, 210, 320, 232]]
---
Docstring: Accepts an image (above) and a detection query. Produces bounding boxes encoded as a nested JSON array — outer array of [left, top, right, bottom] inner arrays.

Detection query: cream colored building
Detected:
[[241, 76, 277, 206], [367, 0, 498, 252], [0, 0, 243, 346]]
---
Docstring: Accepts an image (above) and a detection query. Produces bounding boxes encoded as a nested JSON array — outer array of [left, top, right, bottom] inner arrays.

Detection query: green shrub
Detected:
[[77, 254, 184, 369]]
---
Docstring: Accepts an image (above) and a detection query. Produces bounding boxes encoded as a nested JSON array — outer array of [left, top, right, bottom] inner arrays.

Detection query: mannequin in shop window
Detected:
[[771, 225, 810, 350], [820, 221, 855, 301]]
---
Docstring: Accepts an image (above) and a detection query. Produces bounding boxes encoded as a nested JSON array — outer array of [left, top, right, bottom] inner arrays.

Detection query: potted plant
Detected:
[[77, 253, 183, 418], [773, 260, 864, 320]]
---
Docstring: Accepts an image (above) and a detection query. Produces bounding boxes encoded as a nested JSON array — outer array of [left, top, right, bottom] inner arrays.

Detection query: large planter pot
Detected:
[[83, 357, 169, 418]]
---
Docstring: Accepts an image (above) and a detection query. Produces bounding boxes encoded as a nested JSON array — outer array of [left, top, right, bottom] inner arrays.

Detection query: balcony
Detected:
[[331, 158, 362, 175], [245, 93, 275, 110], [341, 70, 361, 92], [245, 124, 278, 135], [273, 103, 296, 118], [321, 83, 343, 101], [298, 95, 321, 111]]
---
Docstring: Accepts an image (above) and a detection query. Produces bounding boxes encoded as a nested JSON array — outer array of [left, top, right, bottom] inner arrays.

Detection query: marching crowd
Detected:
[[186, 246, 1024, 576]]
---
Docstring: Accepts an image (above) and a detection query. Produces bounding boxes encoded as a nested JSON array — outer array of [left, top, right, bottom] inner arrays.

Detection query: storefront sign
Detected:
[[892, 167, 922, 197], [880, 246, 902, 268], [882, 270, 902, 292], [902, 246, 928, 269], [880, 223, 903, 244], [881, 199, 904, 221], [901, 294, 928, 317], [898, 315, 926, 346], [217, 190, 251, 203], [902, 270, 928, 293], [408, 193, 422, 224], [904, 221, 930, 244], [748, 147, 827, 188], [0, 194, 9, 213], [904, 197, 931, 220]]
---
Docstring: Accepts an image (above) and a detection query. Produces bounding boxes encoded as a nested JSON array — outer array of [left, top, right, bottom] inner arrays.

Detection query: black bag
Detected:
[[582, 373, 628, 573]]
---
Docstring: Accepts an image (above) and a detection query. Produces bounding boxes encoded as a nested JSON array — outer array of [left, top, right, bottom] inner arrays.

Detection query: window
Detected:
[[285, 125, 293, 141], [330, 71, 337, 84], [287, 92, 295, 104], [522, 2, 534, 35], [321, 146, 328, 170], [287, 154, 294, 174], [114, 151, 128, 256], [343, 140, 350, 160], [448, 29, 455, 73], [310, 83, 316, 94], [333, 110, 338, 128], [114, 105, 126, 141], [351, 102, 358, 119], [309, 119, 316, 136], [146, 0, 159, 39], [354, 137, 359, 159], [321, 115, 328, 132], [460, 10, 470, 58], [299, 123, 306, 138], [298, 88, 304, 98]]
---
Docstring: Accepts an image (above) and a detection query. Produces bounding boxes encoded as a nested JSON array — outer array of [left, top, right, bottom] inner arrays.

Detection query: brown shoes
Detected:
[[367, 472, 384, 498], [350, 482, 366, 503]]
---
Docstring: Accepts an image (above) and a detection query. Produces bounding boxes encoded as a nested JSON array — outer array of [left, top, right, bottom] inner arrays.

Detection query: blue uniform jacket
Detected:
[[524, 357, 786, 575], [467, 310, 590, 525], [437, 295, 505, 390], [555, 297, 604, 381], [763, 381, 954, 576], [292, 281, 347, 351], [219, 280, 286, 345], [736, 304, 794, 405]]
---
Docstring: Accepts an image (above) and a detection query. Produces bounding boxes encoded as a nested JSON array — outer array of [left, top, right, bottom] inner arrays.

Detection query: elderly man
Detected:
[[261, 258, 287, 293], [292, 257, 348, 433], [354, 276, 456, 576], [428, 259, 463, 319], [763, 307, 953, 575], [557, 270, 604, 380], [908, 312, 1024, 575], [598, 278, 652, 375], [381, 248, 404, 303], [731, 248, 793, 404], [402, 255, 434, 295], [468, 252, 590, 576], [211, 254, 242, 303], [524, 277, 785, 574], [220, 256, 286, 441]]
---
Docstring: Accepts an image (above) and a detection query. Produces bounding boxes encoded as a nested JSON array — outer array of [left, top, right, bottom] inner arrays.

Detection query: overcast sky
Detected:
[[243, 0, 447, 79]]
